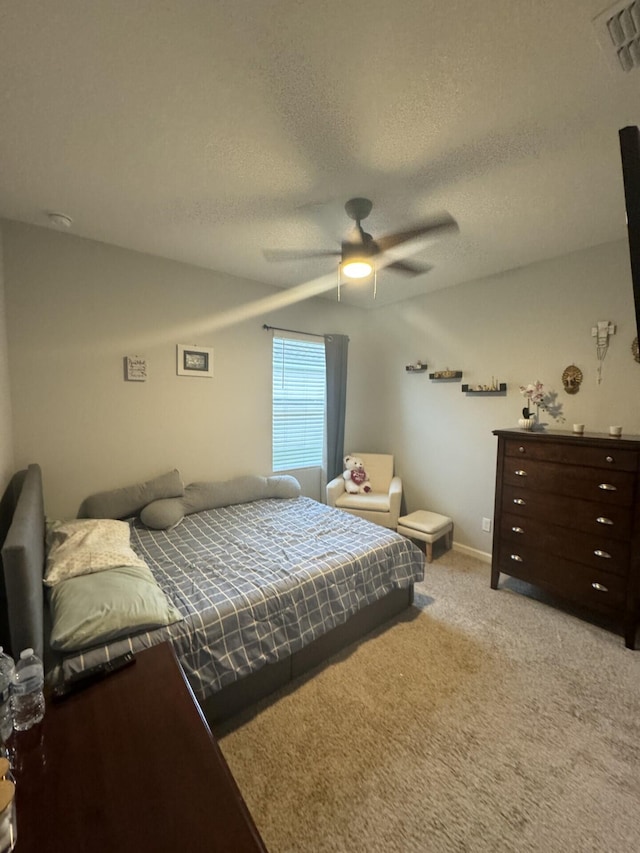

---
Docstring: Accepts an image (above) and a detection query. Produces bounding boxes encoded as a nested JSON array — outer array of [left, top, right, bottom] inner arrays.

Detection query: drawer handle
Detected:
[[514, 469, 527, 477], [598, 483, 617, 491], [518, 446, 525, 453], [605, 456, 614, 463], [596, 516, 614, 525], [513, 498, 526, 505], [510, 554, 523, 562], [511, 526, 524, 534], [594, 549, 612, 559], [591, 582, 609, 593]]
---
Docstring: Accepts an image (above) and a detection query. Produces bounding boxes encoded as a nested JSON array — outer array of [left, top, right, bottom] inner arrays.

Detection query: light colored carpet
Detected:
[[216, 551, 640, 853]]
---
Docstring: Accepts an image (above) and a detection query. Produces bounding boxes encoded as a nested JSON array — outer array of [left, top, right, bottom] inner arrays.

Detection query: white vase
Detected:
[[518, 417, 535, 430]]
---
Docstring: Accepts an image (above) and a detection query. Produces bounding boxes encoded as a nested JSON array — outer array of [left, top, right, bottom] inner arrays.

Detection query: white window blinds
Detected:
[[272, 335, 326, 471]]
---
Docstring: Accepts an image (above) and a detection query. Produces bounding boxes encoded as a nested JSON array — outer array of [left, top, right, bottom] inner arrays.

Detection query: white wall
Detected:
[[1, 221, 367, 518], [3, 220, 639, 557], [357, 239, 640, 556], [0, 228, 14, 496]]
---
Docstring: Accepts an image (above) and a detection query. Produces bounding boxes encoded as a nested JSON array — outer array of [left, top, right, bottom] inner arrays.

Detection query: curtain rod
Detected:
[[262, 324, 323, 338]]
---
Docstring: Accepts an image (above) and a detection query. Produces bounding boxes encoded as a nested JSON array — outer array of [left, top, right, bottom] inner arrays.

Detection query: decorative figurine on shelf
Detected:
[[343, 455, 372, 494]]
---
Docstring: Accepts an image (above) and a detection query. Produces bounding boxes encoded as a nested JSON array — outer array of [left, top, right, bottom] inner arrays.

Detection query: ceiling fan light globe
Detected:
[[342, 260, 373, 279]]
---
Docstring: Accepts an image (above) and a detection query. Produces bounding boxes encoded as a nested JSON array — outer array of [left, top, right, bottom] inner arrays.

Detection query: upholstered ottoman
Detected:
[[396, 510, 453, 563]]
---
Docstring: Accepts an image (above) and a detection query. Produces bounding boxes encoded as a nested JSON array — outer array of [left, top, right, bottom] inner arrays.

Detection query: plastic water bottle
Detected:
[[0, 650, 14, 744], [10, 649, 45, 732]]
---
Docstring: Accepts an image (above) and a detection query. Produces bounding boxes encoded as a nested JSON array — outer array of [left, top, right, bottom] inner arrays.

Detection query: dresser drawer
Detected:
[[502, 484, 633, 539], [496, 544, 627, 613], [499, 513, 629, 575], [502, 459, 635, 506], [505, 438, 638, 472]]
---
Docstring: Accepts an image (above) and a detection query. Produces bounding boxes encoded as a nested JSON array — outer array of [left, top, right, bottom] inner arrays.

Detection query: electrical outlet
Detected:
[[482, 517, 492, 533]]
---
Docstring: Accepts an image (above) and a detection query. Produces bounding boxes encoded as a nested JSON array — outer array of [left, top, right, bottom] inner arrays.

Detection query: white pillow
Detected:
[[45, 519, 147, 587]]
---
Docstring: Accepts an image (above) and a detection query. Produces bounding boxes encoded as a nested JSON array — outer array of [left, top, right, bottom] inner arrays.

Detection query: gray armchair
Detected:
[[326, 453, 402, 529]]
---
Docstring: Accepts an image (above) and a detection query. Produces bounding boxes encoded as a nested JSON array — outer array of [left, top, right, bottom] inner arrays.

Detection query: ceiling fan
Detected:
[[264, 198, 459, 296]]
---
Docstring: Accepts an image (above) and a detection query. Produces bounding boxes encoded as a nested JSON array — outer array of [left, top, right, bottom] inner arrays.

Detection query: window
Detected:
[[272, 335, 326, 471]]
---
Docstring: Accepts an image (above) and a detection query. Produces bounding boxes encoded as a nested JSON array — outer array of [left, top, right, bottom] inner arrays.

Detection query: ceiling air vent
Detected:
[[593, 0, 640, 74]]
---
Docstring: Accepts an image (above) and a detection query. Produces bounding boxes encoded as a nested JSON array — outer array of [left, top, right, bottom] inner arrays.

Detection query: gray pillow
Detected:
[[140, 474, 302, 530], [77, 469, 184, 520], [267, 475, 304, 499], [48, 563, 182, 652]]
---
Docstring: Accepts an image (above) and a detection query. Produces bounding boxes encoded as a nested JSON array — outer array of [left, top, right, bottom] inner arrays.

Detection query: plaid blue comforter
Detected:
[[53, 497, 424, 702]]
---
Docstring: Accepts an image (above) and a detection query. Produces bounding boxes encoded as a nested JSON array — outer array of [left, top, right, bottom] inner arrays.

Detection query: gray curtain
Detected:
[[324, 334, 349, 482]]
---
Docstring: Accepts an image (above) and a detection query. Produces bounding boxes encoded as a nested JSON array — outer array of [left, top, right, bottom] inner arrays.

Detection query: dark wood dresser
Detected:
[[491, 428, 640, 648], [9, 642, 268, 853]]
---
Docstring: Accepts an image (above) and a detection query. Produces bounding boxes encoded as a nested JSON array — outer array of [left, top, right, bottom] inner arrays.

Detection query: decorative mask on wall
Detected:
[[561, 364, 583, 395]]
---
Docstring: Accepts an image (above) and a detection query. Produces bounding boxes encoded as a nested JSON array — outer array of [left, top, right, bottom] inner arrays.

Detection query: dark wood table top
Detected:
[[8, 642, 268, 853]]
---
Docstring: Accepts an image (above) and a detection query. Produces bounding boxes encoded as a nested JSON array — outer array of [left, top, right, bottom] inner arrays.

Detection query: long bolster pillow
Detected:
[[140, 474, 301, 530], [77, 469, 184, 520]]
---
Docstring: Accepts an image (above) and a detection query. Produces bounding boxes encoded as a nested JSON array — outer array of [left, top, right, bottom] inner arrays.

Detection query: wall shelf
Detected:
[[405, 364, 428, 373], [429, 371, 462, 380], [462, 383, 507, 395]]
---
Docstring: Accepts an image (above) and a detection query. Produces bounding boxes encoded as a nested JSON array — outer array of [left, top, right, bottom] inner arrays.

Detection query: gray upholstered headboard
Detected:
[[0, 464, 45, 660]]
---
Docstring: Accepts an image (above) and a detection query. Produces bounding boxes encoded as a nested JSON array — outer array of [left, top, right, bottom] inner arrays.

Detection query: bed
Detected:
[[1, 464, 425, 723]]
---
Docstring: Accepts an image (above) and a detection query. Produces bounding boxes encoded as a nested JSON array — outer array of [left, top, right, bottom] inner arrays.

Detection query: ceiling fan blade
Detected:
[[263, 248, 341, 262], [374, 214, 459, 253], [385, 259, 434, 276]]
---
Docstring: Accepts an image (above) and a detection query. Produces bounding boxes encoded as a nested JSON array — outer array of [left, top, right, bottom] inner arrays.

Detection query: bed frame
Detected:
[[0, 464, 415, 724], [0, 464, 46, 662]]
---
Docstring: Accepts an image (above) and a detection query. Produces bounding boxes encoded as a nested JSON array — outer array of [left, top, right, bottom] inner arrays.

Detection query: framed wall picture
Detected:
[[124, 355, 148, 381], [177, 344, 214, 378]]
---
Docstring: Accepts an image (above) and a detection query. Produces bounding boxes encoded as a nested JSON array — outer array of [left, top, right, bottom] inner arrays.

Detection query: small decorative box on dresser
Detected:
[[491, 428, 640, 648]]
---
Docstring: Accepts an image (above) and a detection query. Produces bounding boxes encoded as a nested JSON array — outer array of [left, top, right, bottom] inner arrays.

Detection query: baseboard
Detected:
[[452, 541, 492, 564]]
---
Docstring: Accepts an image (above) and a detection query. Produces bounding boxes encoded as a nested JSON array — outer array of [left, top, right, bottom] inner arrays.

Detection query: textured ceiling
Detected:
[[0, 0, 638, 308]]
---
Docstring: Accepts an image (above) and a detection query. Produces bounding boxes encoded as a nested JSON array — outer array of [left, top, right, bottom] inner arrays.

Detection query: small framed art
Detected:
[[124, 356, 148, 381], [177, 344, 214, 378]]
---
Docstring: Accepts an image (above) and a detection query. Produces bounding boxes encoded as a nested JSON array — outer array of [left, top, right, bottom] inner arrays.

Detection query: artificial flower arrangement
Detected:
[[519, 380, 545, 420], [519, 380, 566, 425]]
